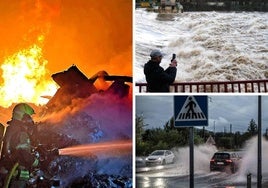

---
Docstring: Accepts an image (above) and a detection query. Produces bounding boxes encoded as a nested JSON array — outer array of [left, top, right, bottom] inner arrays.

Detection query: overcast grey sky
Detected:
[[135, 95, 268, 133]]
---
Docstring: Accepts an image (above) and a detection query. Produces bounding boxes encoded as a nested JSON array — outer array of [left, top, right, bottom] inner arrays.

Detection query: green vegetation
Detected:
[[136, 115, 268, 156]]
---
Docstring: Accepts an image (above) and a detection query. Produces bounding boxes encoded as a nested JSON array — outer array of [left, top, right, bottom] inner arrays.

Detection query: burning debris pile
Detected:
[[69, 172, 132, 187], [42, 112, 131, 186], [45, 65, 132, 113], [32, 114, 132, 187], [37, 112, 103, 145], [37, 66, 132, 187], [43, 155, 132, 187], [0, 65, 132, 187]]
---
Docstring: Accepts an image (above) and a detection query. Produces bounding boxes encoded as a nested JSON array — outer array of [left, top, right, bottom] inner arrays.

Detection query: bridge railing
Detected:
[[135, 79, 268, 93]]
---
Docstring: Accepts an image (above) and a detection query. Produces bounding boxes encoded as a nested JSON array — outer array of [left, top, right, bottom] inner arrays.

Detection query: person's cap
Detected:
[[150, 49, 163, 57]]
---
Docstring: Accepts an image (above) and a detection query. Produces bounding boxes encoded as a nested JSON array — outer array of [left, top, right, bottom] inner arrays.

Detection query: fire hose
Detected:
[[3, 162, 19, 188], [3, 144, 59, 188]]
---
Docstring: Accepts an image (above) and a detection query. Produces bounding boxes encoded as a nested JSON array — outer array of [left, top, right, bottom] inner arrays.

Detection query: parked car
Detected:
[[145, 150, 175, 166], [210, 151, 241, 173]]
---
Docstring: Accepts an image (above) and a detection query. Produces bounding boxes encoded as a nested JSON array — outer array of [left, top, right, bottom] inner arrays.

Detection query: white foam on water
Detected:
[[171, 144, 218, 176], [235, 136, 268, 183], [135, 9, 268, 83]]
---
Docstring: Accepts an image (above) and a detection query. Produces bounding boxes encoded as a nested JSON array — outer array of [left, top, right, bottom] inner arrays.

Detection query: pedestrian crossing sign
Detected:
[[174, 96, 208, 127]]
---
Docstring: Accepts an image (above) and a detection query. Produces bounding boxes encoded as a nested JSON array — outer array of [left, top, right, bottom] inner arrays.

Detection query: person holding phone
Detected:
[[144, 49, 177, 92]]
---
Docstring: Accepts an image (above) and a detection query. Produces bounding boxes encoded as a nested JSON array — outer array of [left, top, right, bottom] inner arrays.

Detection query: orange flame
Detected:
[[0, 0, 132, 107], [0, 1, 61, 108], [0, 42, 58, 108]]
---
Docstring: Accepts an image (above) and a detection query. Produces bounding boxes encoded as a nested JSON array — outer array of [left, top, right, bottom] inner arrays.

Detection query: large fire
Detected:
[[0, 0, 132, 108], [0, 0, 60, 108], [0, 42, 58, 108]]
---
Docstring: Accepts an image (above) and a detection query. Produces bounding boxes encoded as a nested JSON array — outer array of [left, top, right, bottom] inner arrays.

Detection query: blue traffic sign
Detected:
[[174, 96, 208, 127]]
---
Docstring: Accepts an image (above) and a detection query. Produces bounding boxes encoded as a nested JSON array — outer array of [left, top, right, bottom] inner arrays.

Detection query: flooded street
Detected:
[[136, 138, 268, 188], [136, 162, 267, 188]]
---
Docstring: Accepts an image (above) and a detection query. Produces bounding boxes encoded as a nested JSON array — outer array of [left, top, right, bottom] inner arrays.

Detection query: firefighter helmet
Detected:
[[12, 103, 35, 121]]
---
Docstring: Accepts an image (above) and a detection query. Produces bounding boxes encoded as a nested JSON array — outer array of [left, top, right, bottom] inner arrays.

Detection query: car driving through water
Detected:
[[145, 150, 175, 166], [210, 151, 241, 173]]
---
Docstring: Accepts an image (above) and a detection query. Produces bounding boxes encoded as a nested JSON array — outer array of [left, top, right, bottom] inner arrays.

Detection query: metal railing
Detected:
[[135, 79, 268, 93]]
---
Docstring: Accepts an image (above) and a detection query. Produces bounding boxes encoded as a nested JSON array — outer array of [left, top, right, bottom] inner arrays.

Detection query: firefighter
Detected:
[[0, 103, 39, 188]]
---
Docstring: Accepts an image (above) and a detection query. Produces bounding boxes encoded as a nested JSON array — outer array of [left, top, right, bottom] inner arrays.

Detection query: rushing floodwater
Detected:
[[135, 9, 268, 83]]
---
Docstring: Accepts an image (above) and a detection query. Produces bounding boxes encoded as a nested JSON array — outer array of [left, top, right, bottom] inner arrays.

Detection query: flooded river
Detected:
[[135, 9, 268, 84]]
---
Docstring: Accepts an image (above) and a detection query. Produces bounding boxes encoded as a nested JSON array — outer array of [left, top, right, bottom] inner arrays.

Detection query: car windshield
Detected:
[[213, 153, 230, 159], [151, 151, 165, 156]]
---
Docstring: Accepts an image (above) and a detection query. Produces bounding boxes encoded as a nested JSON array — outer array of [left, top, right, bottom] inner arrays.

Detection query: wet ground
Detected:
[[136, 161, 268, 188]]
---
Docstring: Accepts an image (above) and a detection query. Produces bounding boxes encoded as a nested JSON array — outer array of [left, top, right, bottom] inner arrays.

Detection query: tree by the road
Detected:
[[247, 118, 258, 136]]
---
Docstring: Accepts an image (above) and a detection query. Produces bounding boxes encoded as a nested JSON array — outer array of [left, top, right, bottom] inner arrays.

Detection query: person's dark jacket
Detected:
[[144, 60, 177, 92], [2, 120, 37, 170]]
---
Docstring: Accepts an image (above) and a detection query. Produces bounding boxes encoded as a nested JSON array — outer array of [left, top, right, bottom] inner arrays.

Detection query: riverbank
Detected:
[[181, 1, 268, 12], [136, 1, 268, 12]]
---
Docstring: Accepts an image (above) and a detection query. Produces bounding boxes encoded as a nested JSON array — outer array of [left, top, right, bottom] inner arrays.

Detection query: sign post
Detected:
[[174, 96, 208, 188], [189, 126, 194, 188], [257, 96, 262, 188]]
